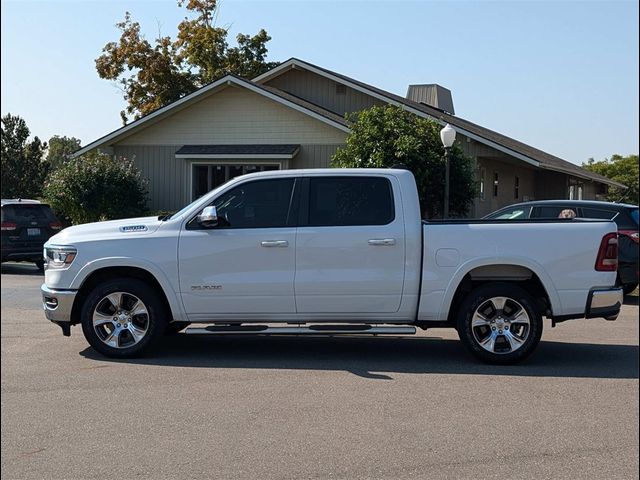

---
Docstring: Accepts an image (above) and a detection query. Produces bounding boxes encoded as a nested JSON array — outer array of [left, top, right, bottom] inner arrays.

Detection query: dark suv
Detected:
[[1, 199, 63, 270], [484, 200, 639, 294]]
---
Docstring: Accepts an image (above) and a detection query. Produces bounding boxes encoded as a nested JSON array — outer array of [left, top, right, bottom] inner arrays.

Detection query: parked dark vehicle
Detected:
[[1, 199, 63, 270], [484, 200, 639, 295]]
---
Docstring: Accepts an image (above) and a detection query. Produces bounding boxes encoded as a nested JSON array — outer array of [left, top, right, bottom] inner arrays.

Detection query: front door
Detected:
[[294, 176, 406, 314], [179, 177, 297, 318]]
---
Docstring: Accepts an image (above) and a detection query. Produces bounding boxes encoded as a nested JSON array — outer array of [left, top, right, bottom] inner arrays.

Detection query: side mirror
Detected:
[[197, 206, 218, 228]]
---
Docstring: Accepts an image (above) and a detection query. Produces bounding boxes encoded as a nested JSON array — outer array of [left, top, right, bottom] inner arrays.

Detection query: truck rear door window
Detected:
[[308, 177, 394, 226]]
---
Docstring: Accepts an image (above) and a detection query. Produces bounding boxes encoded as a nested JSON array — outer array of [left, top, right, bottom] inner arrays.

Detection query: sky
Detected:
[[1, 0, 638, 165]]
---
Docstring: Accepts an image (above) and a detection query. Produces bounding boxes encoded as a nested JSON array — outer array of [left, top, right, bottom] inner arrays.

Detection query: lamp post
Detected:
[[440, 124, 456, 218]]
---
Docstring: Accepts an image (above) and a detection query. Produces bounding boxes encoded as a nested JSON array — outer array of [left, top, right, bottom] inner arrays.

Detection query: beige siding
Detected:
[[474, 157, 537, 218], [117, 86, 346, 146], [113, 143, 347, 211], [534, 171, 568, 200], [113, 145, 185, 211], [581, 181, 598, 200], [264, 69, 385, 116], [293, 144, 344, 169]]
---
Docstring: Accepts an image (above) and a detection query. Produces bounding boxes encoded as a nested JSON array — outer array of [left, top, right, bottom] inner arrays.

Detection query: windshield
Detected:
[[168, 202, 196, 221], [168, 181, 231, 220], [486, 207, 529, 220]]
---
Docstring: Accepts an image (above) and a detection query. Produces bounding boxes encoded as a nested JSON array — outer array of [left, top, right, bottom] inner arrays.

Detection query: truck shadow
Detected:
[[0, 263, 42, 276], [80, 335, 639, 380]]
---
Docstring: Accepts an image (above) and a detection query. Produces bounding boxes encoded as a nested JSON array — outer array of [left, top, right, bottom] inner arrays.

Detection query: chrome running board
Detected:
[[184, 324, 416, 336]]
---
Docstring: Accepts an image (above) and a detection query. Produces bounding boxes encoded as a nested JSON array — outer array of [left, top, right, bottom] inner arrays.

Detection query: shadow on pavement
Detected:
[[623, 295, 638, 306], [80, 335, 639, 380], [0, 262, 43, 276]]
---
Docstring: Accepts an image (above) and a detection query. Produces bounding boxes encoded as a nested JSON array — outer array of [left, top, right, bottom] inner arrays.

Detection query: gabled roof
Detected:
[[72, 73, 349, 158], [255, 58, 624, 188]]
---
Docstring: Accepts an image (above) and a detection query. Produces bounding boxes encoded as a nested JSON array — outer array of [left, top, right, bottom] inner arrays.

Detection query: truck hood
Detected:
[[47, 216, 164, 245]]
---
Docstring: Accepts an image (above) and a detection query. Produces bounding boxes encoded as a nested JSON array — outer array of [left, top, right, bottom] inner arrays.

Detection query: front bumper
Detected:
[[41, 283, 77, 324], [586, 288, 623, 321]]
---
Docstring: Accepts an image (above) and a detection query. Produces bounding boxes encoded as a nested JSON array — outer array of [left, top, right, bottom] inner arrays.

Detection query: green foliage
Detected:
[[332, 105, 476, 218], [1, 113, 48, 199], [583, 154, 639, 204], [43, 152, 149, 224], [95, 0, 278, 123], [47, 135, 81, 170]]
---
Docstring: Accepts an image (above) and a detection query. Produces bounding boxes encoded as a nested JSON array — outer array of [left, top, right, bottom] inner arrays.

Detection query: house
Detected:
[[74, 58, 624, 217]]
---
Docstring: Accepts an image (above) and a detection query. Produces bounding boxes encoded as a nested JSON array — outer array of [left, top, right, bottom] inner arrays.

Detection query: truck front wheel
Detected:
[[80, 278, 167, 358], [456, 283, 543, 364]]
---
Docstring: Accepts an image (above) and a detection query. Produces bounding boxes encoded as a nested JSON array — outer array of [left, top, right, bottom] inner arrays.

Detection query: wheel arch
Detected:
[[440, 260, 559, 324], [70, 265, 182, 326]]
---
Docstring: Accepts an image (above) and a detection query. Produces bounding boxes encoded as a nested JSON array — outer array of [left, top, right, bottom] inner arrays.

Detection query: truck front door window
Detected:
[[193, 178, 295, 229]]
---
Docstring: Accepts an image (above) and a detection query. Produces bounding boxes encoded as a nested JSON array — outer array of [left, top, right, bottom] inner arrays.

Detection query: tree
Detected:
[[1, 114, 48, 199], [47, 135, 81, 171], [95, 0, 278, 123], [332, 105, 476, 218], [43, 152, 148, 224], [583, 154, 639, 204]]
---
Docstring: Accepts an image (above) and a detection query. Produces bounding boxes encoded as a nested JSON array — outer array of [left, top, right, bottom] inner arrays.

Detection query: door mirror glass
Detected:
[[197, 206, 218, 228]]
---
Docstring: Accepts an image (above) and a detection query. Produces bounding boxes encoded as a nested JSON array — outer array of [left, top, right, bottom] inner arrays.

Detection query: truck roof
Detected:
[[235, 168, 415, 180]]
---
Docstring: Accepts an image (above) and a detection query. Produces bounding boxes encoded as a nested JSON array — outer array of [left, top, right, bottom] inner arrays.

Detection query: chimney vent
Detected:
[[406, 84, 455, 115]]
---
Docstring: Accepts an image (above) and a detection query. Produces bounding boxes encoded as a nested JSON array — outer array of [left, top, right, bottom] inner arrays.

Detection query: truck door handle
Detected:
[[261, 240, 289, 247], [368, 238, 396, 246]]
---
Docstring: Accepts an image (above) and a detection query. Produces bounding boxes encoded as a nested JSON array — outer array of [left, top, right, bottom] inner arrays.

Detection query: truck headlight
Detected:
[[44, 246, 77, 269]]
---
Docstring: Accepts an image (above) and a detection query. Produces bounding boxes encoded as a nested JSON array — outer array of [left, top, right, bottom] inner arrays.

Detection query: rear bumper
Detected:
[[586, 288, 623, 321], [41, 283, 76, 323]]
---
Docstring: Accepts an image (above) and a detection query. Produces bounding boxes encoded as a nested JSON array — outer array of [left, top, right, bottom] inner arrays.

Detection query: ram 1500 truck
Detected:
[[41, 169, 623, 364]]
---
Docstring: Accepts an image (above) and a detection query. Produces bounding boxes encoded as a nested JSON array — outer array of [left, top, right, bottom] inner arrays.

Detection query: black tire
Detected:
[[623, 283, 638, 296], [80, 277, 167, 358], [34, 259, 45, 271], [456, 282, 543, 365], [165, 321, 191, 335]]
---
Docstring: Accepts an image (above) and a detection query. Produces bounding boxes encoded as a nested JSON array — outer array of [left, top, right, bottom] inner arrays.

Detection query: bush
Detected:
[[332, 105, 476, 218], [44, 152, 148, 224]]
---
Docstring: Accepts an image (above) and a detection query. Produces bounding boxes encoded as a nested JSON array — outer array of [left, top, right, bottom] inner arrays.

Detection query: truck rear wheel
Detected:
[[80, 277, 167, 358], [456, 283, 543, 364]]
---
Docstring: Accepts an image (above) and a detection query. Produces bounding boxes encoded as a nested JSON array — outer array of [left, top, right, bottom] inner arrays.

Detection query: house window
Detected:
[[493, 172, 499, 197], [568, 181, 583, 200], [478, 167, 486, 201], [514, 176, 520, 199], [192, 164, 280, 199]]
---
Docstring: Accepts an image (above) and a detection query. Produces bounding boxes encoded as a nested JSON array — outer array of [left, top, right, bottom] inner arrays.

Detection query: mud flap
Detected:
[[54, 321, 71, 337]]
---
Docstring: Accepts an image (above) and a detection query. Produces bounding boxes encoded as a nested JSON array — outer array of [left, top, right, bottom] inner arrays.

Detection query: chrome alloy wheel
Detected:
[[92, 292, 149, 349], [471, 296, 530, 354]]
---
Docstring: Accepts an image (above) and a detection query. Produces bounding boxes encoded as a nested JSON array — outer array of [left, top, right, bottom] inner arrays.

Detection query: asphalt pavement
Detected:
[[1, 262, 638, 479]]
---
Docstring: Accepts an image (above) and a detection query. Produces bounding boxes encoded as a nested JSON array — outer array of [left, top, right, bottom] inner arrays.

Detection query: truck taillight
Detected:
[[595, 232, 618, 272], [1, 222, 17, 231], [49, 221, 63, 230]]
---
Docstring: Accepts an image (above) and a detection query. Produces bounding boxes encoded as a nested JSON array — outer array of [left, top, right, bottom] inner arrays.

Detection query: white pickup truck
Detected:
[[41, 169, 623, 364]]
